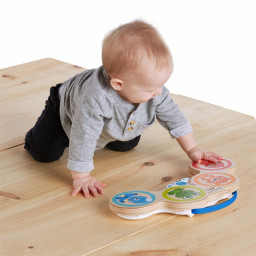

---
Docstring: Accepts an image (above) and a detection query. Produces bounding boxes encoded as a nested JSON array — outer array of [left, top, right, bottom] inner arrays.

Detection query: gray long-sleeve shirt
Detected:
[[59, 66, 192, 173]]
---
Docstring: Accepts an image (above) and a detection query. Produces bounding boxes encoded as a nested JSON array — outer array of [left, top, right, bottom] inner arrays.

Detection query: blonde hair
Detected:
[[102, 20, 172, 78]]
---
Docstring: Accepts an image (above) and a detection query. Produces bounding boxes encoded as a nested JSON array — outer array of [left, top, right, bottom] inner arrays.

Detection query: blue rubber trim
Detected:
[[192, 191, 237, 214]]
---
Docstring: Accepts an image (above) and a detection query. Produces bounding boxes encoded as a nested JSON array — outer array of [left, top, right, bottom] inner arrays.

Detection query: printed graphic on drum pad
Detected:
[[109, 157, 239, 219], [112, 191, 156, 207], [191, 158, 234, 171], [193, 173, 237, 186], [162, 186, 206, 202]]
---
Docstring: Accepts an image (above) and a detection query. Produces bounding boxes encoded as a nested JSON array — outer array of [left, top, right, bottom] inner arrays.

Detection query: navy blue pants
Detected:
[[24, 84, 140, 163]]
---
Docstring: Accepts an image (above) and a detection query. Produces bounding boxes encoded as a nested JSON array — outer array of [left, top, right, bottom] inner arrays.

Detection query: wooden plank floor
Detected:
[[0, 58, 255, 256], [0, 58, 85, 151]]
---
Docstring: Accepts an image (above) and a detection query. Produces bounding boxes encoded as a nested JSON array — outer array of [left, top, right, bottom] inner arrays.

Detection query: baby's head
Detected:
[[102, 20, 173, 103]]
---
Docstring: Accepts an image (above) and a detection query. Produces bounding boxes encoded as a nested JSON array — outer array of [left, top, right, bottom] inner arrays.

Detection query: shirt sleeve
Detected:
[[156, 87, 193, 139], [67, 96, 104, 173]]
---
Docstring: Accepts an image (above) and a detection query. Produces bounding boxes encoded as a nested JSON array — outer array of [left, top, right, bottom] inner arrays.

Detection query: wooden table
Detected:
[[1, 58, 255, 256]]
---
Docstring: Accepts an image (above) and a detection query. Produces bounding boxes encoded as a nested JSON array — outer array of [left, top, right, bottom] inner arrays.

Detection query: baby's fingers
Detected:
[[211, 152, 223, 160], [82, 185, 91, 198], [88, 183, 105, 197], [81, 183, 105, 198], [71, 186, 82, 197], [88, 184, 98, 197], [204, 152, 222, 162], [94, 183, 105, 195], [96, 180, 107, 188]]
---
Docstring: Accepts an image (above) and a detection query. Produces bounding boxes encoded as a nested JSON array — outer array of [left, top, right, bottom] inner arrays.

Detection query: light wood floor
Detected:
[[1, 58, 255, 256]]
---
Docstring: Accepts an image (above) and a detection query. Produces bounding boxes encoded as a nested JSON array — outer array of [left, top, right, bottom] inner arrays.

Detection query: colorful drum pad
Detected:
[[162, 186, 206, 202], [193, 172, 237, 187], [192, 158, 234, 171], [112, 191, 156, 207]]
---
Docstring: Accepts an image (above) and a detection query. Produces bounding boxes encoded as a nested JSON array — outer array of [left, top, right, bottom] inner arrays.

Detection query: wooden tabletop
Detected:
[[1, 58, 255, 256]]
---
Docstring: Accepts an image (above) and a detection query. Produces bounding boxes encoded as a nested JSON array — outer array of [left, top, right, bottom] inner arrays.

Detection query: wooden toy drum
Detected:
[[109, 158, 239, 220]]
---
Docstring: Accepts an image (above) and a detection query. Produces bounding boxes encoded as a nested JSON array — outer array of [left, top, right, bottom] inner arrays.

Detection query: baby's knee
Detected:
[[106, 135, 141, 152], [24, 139, 62, 163], [34, 151, 62, 163], [25, 144, 61, 163], [24, 129, 64, 163]]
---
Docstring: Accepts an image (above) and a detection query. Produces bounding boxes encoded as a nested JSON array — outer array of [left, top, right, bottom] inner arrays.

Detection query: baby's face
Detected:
[[117, 64, 173, 104]]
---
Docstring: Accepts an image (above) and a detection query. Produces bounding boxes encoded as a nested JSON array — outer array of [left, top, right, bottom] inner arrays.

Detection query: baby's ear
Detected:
[[110, 78, 124, 91]]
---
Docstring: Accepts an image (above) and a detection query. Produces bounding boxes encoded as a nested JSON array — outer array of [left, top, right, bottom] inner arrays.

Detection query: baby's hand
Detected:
[[71, 172, 106, 198], [187, 146, 222, 163]]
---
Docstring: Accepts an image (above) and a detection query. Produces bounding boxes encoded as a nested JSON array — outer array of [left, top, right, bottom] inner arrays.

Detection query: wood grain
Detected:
[[0, 58, 86, 151], [91, 183, 256, 256], [0, 59, 255, 256]]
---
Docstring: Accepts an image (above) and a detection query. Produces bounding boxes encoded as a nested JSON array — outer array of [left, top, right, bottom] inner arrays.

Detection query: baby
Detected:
[[24, 20, 222, 198]]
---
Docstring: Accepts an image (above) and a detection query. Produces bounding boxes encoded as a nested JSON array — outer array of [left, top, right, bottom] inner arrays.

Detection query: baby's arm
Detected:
[[71, 171, 106, 198], [177, 132, 222, 163], [67, 96, 107, 197]]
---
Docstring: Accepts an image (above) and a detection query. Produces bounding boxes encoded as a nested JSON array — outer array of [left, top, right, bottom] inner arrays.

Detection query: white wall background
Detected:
[[1, 0, 255, 117]]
